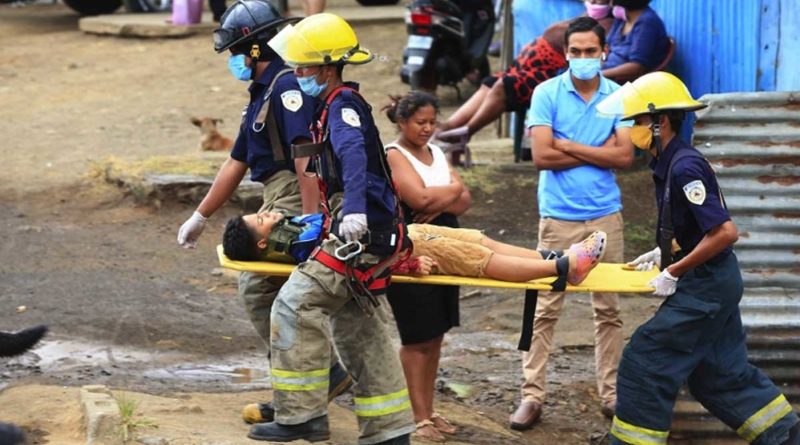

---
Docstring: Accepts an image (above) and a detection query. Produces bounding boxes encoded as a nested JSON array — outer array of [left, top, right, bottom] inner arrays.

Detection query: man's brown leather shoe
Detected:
[[509, 401, 542, 431]]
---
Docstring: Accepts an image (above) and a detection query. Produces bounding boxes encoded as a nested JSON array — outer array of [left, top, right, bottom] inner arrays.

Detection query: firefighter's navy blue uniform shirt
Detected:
[[324, 83, 396, 229], [651, 137, 733, 261], [230, 59, 315, 183]]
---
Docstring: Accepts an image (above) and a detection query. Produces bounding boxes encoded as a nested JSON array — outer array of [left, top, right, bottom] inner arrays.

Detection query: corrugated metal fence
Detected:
[[670, 92, 800, 442], [510, 0, 800, 96]]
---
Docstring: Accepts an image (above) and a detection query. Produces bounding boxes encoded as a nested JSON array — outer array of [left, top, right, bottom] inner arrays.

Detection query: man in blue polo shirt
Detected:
[[509, 16, 634, 431]]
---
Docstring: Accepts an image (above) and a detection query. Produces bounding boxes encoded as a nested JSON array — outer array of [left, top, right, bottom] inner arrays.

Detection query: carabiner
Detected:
[[335, 241, 363, 261]]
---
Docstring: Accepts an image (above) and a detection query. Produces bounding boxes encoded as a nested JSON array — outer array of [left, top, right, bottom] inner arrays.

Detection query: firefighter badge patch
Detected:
[[281, 90, 303, 112], [683, 180, 706, 205], [342, 108, 361, 127]]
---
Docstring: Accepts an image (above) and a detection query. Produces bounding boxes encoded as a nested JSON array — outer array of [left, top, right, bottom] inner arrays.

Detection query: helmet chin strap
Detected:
[[648, 103, 664, 158], [249, 43, 261, 81]]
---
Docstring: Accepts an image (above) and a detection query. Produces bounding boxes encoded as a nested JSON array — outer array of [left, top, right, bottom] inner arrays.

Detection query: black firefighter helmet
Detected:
[[213, 0, 300, 58]]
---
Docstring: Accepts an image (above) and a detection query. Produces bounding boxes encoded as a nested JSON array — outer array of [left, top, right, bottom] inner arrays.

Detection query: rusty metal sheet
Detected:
[[670, 92, 800, 439]]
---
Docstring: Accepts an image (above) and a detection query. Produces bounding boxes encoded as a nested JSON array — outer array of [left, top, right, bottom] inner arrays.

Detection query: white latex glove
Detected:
[[628, 246, 661, 271], [339, 213, 368, 243], [177, 211, 207, 249], [649, 269, 678, 297]]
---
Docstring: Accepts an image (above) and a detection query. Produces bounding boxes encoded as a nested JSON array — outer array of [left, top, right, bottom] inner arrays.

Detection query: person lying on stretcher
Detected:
[[222, 212, 606, 285]]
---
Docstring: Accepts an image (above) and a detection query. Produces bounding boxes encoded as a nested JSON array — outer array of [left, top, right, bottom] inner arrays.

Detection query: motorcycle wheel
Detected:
[[355, 0, 400, 5], [62, 0, 122, 15], [123, 0, 172, 12]]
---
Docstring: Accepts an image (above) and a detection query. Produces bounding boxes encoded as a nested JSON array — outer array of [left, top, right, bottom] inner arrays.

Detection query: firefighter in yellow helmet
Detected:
[[597, 72, 800, 445], [246, 13, 415, 445]]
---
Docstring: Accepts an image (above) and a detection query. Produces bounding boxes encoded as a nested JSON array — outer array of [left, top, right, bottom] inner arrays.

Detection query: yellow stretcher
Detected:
[[216, 245, 658, 293], [217, 245, 658, 351]]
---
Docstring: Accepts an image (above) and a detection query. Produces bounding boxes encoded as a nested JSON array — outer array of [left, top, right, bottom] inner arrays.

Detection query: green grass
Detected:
[[457, 165, 536, 196], [623, 221, 657, 258], [115, 392, 156, 443], [88, 155, 225, 183]]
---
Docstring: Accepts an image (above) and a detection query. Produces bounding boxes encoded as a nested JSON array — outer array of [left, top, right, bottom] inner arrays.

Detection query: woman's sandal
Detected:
[[413, 419, 447, 443], [430, 412, 458, 434]]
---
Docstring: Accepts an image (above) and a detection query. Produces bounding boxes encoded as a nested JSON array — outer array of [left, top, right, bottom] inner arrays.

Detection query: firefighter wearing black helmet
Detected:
[[177, 0, 353, 428]]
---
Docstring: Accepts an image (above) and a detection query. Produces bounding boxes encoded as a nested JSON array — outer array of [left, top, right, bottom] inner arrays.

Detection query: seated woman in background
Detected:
[[602, 0, 669, 83], [438, 0, 668, 153], [436, 0, 614, 150]]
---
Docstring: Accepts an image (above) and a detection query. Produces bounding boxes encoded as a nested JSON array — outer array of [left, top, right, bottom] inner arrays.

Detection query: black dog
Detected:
[[0, 325, 48, 358], [1, 325, 48, 445]]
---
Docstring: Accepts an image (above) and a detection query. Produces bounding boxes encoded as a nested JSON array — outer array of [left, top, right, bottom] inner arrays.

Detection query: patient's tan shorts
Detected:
[[407, 224, 493, 277]]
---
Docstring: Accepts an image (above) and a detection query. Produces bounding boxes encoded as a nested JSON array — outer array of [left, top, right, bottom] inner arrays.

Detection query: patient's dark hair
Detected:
[[383, 91, 440, 124], [223, 216, 260, 261]]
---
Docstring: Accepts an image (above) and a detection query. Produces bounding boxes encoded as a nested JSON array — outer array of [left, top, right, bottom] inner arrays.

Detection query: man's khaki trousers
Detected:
[[521, 212, 624, 406]]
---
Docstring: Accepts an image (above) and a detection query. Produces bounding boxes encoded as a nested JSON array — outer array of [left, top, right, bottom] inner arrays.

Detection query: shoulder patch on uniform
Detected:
[[280, 90, 303, 113], [341, 107, 361, 127], [683, 180, 706, 205]]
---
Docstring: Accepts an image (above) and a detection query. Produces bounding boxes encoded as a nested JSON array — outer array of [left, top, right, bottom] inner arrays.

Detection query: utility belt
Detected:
[[328, 219, 407, 256], [672, 249, 731, 275]]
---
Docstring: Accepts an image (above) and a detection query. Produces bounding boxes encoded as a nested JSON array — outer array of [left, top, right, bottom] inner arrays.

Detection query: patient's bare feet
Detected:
[[566, 231, 606, 285]]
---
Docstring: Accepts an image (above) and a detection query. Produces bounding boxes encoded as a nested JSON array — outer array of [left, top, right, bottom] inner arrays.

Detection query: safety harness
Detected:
[[246, 67, 295, 167], [292, 85, 410, 316]]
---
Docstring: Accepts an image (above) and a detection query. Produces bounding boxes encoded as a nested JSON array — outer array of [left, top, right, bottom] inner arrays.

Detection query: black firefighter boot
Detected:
[[248, 415, 330, 442], [0, 422, 26, 445], [242, 361, 353, 423]]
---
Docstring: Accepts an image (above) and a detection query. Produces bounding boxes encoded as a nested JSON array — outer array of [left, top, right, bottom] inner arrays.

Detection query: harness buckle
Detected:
[[334, 241, 363, 261]]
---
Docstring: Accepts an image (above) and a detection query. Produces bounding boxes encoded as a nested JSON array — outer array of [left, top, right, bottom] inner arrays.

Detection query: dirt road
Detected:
[[0, 3, 660, 444]]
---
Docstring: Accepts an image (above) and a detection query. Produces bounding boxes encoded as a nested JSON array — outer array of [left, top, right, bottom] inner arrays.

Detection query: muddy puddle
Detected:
[[0, 337, 273, 393]]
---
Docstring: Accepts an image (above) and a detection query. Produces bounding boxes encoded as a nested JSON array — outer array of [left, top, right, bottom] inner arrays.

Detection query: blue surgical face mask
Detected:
[[297, 74, 328, 97], [228, 54, 252, 81], [569, 57, 602, 80]]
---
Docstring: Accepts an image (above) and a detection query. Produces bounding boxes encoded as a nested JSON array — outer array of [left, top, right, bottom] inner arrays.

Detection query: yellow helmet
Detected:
[[596, 72, 706, 120], [267, 13, 373, 67]]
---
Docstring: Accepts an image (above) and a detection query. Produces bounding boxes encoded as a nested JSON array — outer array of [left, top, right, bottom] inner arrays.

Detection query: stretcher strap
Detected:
[[517, 289, 538, 352]]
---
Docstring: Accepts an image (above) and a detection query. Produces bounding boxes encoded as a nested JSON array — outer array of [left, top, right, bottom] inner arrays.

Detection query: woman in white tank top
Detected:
[[383, 92, 471, 442]]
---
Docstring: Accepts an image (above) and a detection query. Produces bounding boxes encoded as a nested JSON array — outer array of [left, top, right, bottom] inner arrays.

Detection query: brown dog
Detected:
[[191, 117, 234, 152]]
